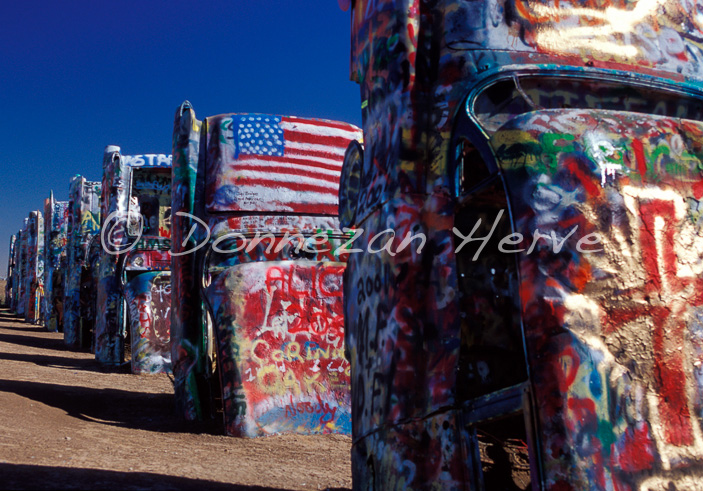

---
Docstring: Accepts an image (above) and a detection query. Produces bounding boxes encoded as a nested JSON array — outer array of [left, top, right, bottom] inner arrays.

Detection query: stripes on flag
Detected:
[[207, 114, 362, 215]]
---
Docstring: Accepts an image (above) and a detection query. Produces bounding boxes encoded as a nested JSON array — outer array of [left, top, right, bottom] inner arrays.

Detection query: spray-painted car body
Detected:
[[95, 147, 172, 372], [82, 236, 103, 351], [341, 0, 703, 489], [14, 220, 28, 316], [43, 193, 69, 332], [24, 211, 44, 324], [171, 103, 361, 436], [64, 175, 101, 348], [6, 234, 17, 309]]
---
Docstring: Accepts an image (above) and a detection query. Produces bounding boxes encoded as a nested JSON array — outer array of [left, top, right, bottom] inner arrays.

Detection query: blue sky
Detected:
[[0, 0, 361, 277]]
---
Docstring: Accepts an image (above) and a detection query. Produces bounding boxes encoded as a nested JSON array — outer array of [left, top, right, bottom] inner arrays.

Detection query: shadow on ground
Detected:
[[0, 309, 24, 320], [0, 378, 220, 434], [0, 308, 220, 435], [0, 328, 112, 373], [0, 330, 81, 354], [0, 463, 321, 490], [0, 351, 100, 370]]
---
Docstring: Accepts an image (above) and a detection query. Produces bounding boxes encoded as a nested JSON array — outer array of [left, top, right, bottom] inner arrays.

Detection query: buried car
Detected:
[[63, 175, 101, 349], [43, 192, 69, 332], [95, 146, 172, 373], [341, 0, 703, 489], [171, 102, 361, 436]]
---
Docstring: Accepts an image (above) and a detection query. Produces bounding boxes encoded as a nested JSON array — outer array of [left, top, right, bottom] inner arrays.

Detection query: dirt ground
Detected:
[[0, 308, 352, 490]]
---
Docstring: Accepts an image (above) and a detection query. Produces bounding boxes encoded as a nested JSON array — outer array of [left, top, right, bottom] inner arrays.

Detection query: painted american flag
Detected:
[[207, 114, 362, 216]]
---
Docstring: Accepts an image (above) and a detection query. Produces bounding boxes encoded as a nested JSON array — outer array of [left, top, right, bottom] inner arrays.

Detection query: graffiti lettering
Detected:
[[133, 179, 171, 194], [284, 395, 338, 425], [122, 154, 172, 168]]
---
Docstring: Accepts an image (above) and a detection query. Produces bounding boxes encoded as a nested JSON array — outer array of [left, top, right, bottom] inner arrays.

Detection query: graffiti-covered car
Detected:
[[64, 175, 101, 349], [81, 235, 102, 349], [171, 102, 361, 436], [95, 146, 172, 373], [43, 192, 69, 332], [24, 210, 44, 324], [6, 234, 17, 310], [341, 1, 703, 490], [14, 220, 29, 317]]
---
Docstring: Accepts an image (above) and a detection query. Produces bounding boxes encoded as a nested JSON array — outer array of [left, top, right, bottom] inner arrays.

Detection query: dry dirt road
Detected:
[[0, 308, 352, 490]]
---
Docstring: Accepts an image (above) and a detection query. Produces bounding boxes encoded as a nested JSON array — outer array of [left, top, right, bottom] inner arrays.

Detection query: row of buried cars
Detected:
[[9, 0, 703, 486], [5, 102, 363, 438]]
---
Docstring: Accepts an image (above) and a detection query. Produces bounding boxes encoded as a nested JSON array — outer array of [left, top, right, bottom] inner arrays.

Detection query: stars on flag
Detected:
[[236, 115, 285, 157]]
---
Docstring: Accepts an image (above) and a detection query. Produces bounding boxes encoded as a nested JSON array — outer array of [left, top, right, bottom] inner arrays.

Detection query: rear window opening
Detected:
[[454, 179, 527, 400], [128, 168, 172, 238], [473, 75, 703, 134]]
